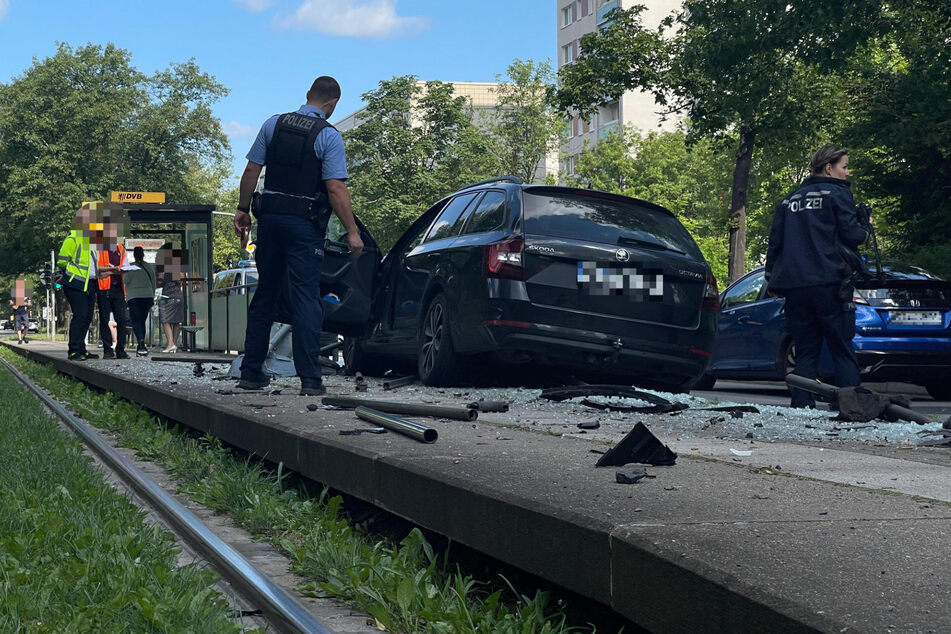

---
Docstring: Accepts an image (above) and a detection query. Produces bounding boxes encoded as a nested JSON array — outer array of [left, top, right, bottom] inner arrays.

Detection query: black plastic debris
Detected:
[[695, 405, 760, 414], [616, 467, 655, 484], [596, 422, 677, 467], [577, 421, 600, 430], [539, 385, 687, 414], [306, 403, 319, 411]]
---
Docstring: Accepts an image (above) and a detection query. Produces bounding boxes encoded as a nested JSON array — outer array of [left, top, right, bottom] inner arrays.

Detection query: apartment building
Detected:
[[557, 0, 680, 175]]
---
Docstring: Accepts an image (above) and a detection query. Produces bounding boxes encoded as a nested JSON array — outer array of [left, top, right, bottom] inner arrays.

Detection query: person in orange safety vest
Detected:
[[93, 208, 131, 359]]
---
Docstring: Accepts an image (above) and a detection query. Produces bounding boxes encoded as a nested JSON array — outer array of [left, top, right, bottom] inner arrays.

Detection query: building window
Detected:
[[580, 0, 590, 17], [563, 154, 579, 176], [562, 5, 573, 27], [562, 43, 575, 65], [572, 116, 579, 137], [600, 100, 619, 124], [597, 0, 618, 25]]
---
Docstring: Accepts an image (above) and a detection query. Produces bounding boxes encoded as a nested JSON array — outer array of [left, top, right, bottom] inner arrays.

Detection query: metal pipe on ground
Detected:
[[355, 406, 438, 443], [785, 374, 933, 425], [322, 396, 478, 421], [382, 375, 417, 390], [467, 400, 509, 413]]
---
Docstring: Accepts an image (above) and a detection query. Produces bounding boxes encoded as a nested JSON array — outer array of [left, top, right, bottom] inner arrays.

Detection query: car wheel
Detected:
[[691, 374, 716, 391], [780, 338, 796, 379], [924, 381, 951, 401], [342, 336, 389, 377], [417, 293, 463, 386]]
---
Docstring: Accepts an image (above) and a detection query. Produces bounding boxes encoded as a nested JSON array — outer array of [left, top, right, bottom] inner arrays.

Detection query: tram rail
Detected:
[[0, 357, 332, 634]]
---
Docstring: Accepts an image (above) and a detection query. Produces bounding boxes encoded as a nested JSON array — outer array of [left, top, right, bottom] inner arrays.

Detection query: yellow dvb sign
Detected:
[[110, 191, 166, 203]]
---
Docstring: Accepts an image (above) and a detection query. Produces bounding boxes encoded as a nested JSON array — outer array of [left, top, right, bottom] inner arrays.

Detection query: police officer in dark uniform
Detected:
[[233, 76, 363, 396], [765, 146, 871, 408]]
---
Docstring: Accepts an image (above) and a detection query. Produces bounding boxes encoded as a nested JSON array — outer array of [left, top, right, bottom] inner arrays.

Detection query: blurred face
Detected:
[[155, 248, 188, 281], [11, 280, 31, 304], [825, 154, 850, 180], [73, 205, 105, 244], [101, 208, 129, 246]]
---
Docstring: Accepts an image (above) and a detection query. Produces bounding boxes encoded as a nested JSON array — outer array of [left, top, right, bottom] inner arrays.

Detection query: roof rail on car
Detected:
[[458, 175, 523, 190]]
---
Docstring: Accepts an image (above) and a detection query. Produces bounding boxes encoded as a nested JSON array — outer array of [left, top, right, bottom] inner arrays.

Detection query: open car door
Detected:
[[318, 214, 381, 335]]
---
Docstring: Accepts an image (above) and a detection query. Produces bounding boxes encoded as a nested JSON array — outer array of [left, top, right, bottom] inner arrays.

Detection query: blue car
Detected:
[[696, 264, 951, 400]]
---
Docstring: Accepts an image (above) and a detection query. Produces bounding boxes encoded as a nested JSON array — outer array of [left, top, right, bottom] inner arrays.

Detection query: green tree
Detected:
[[0, 43, 231, 276], [344, 76, 499, 252], [487, 59, 563, 183], [833, 2, 951, 278], [570, 127, 733, 284], [556, 2, 882, 281]]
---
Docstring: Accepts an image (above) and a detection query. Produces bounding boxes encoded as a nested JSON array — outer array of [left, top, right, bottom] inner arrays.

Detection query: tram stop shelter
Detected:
[[107, 191, 215, 351]]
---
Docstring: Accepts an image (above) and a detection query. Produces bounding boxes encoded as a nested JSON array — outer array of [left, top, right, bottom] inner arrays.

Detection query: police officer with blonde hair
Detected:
[[766, 146, 871, 408]]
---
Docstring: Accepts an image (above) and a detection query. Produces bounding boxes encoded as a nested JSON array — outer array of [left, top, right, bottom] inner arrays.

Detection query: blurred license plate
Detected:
[[889, 310, 942, 325]]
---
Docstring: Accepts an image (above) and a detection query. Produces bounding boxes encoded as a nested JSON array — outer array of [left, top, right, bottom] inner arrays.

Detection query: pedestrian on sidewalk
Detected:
[[765, 146, 871, 408], [233, 75, 363, 396], [9, 280, 32, 344], [124, 246, 156, 356], [156, 246, 186, 354]]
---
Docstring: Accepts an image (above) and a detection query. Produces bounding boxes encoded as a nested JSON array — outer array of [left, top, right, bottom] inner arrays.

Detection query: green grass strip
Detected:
[[0, 355, 244, 633], [0, 348, 591, 633]]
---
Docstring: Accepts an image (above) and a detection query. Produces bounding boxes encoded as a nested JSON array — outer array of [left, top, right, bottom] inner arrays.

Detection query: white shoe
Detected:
[[161, 345, 177, 353]]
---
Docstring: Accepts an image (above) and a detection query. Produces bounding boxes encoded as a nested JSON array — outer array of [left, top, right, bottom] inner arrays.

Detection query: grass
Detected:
[[0, 348, 597, 633], [0, 354, 246, 633]]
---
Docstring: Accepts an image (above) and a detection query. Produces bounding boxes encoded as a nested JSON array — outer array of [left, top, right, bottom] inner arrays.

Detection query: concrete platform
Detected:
[[7, 341, 950, 633]]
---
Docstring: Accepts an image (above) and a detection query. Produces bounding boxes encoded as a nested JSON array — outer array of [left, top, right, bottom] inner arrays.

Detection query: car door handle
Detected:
[[325, 242, 350, 255], [737, 315, 751, 324]]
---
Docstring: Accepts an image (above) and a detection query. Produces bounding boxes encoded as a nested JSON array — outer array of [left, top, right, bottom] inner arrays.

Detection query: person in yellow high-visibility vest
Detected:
[[57, 204, 100, 360]]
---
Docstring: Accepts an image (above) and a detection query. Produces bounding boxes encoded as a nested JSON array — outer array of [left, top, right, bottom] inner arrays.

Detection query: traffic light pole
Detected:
[[50, 250, 56, 341]]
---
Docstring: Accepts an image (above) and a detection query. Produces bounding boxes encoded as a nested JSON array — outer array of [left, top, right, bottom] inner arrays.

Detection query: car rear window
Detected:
[[522, 190, 703, 259], [858, 286, 951, 308]]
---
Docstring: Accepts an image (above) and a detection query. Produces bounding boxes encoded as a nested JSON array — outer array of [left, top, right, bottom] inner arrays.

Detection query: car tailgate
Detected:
[[522, 236, 707, 328]]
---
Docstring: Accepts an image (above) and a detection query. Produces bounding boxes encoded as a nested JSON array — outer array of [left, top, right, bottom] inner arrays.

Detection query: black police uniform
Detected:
[[765, 176, 870, 407], [240, 112, 336, 389]]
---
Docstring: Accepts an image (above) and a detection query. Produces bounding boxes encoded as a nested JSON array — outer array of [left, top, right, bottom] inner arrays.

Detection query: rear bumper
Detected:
[[485, 321, 712, 385], [856, 350, 951, 383]]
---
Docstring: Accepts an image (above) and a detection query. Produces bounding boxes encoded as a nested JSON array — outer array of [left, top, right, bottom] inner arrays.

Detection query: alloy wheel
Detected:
[[420, 301, 444, 378]]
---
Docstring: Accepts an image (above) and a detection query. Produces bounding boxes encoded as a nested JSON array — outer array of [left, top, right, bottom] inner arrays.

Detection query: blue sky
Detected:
[[0, 0, 555, 182]]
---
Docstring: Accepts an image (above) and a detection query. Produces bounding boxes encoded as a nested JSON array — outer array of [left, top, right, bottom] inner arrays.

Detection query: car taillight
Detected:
[[485, 237, 524, 280], [701, 270, 719, 312]]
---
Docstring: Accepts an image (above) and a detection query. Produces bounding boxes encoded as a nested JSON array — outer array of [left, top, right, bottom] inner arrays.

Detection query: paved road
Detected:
[[693, 379, 951, 418]]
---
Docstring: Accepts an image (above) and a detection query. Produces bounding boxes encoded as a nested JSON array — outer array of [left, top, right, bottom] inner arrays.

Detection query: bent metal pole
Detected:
[[784, 373, 932, 425], [323, 396, 477, 421], [0, 357, 332, 634], [354, 406, 438, 443]]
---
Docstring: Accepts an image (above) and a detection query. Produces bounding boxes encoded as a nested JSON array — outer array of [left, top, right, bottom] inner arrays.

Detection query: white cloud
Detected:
[[223, 121, 257, 139], [278, 0, 428, 39], [232, 0, 272, 11], [0, 0, 9, 20]]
